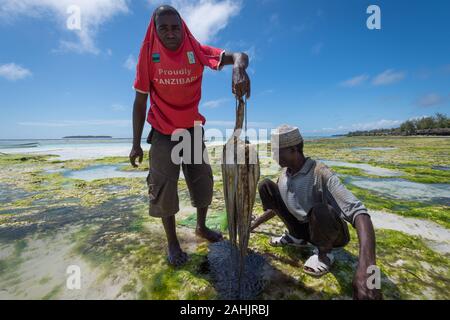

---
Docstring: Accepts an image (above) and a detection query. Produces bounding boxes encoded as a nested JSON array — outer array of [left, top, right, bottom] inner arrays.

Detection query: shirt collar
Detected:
[[286, 157, 314, 178]]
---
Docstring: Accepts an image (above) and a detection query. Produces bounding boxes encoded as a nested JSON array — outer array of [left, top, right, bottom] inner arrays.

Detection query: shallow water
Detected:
[[102, 185, 130, 193], [370, 210, 450, 255], [351, 147, 397, 151], [64, 165, 147, 181], [0, 139, 138, 161], [346, 176, 450, 205], [433, 166, 450, 171], [322, 160, 402, 177], [0, 183, 34, 204], [0, 138, 271, 161], [44, 168, 66, 174]]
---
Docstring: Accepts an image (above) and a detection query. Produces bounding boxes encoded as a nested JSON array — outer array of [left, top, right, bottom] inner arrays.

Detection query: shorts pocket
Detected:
[[146, 168, 179, 216], [147, 169, 163, 203]]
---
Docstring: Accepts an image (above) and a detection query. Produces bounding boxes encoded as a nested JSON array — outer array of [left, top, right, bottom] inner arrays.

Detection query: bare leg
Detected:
[[162, 215, 188, 266], [195, 206, 223, 242], [258, 179, 310, 240]]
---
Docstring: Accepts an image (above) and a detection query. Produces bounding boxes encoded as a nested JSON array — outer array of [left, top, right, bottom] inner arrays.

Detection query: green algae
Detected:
[[306, 136, 449, 168], [120, 278, 138, 294], [249, 226, 449, 299], [178, 210, 228, 232], [38, 276, 52, 285], [0, 154, 53, 165], [373, 229, 450, 299], [368, 162, 450, 184], [346, 184, 450, 229], [42, 284, 63, 300], [0, 136, 449, 300], [0, 240, 27, 282], [135, 246, 216, 300]]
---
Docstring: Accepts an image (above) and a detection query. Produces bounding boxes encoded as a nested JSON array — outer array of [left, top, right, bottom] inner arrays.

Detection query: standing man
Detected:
[[129, 5, 250, 267], [251, 125, 382, 300]]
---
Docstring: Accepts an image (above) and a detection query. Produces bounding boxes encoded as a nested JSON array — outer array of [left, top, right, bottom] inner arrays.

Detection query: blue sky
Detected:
[[0, 0, 449, 139]]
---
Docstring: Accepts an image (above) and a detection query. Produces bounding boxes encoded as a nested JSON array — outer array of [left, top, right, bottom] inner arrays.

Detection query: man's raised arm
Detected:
[[220, 52, 251, 99]]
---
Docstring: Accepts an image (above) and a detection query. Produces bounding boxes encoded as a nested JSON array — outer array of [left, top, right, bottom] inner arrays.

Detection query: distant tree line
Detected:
[[348, 113, 450, 136]]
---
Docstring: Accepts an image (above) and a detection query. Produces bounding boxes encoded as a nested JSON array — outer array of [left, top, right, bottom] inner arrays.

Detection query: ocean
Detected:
[[0, 137, 280, 161]]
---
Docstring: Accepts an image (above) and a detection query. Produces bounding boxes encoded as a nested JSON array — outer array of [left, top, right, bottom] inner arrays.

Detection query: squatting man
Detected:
[[251, 125, 382, 300]]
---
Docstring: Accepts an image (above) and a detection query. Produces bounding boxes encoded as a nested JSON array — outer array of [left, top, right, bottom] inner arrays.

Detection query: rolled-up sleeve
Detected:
[[325, 175, 369, 227], [199, 45, 225, 70]]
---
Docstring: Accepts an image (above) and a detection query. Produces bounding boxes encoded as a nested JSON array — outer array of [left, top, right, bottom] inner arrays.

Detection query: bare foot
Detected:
[[167, 243, 188, 267], [195, 227, 223, 242]]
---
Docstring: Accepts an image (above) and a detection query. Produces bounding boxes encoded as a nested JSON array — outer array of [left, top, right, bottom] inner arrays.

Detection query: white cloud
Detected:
[[257, 89, 274, 96], [408, 115, 429, 121], [223, 41, 259, 62], [123, 54, 136, 71], [318, 119, 403, 134], [207, 120, 273, 128], [18, 119, 131, 127], [201, 98, 230, 108], [244, 45, 258, 62], [269, 13, 279, 26], [0, 0, 130, 54], [372, 69, 405, 86], [416, 93, 445, 107], [111, 104, 127, 111], [148, 0, 241, 43], [340, 74, 369, 88], [0, 63, 32, 81], [311, 42, 323, 55], [351, 119, 403, 131]]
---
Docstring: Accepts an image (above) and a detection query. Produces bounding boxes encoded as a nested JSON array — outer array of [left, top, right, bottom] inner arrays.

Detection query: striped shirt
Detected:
[[277, 158, 369, 226]]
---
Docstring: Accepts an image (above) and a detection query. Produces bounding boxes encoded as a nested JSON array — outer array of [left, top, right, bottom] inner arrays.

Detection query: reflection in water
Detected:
[[322, 160, 402, 177], [345, 176, 450, 205], [64, 165, 147, 181]]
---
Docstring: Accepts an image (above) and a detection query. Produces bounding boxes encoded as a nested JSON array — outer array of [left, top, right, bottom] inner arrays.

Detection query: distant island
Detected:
[[347, 113, 450, 137], [63, 135, 113, 139]]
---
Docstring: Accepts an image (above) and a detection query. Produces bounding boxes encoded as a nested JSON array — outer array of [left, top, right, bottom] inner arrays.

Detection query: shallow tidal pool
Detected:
[[345, 176, 450, 205], [62, 164, 148, 181]]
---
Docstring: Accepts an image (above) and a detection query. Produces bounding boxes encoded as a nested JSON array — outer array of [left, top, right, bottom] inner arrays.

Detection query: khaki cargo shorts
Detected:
[[146, 126, 213, 218]]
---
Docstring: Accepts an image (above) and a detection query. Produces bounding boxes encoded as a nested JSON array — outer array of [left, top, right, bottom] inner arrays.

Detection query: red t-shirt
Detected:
[[133, 35, 224, 135]]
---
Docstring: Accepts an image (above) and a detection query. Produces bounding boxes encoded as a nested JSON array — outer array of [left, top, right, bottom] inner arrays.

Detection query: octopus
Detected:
[[221, 97, 260, 288]]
